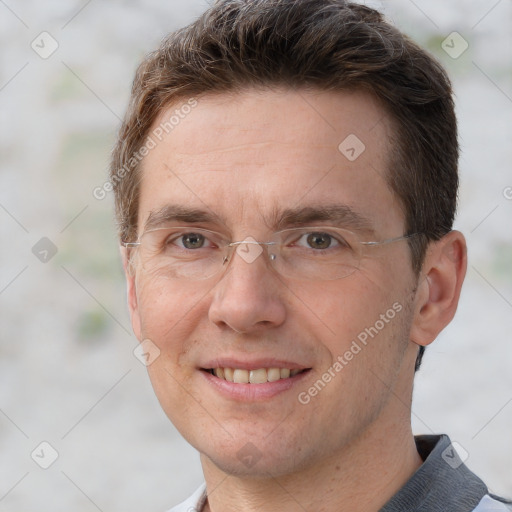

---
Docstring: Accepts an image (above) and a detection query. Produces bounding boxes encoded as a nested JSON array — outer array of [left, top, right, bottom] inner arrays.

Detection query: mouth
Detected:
[[202, 367, 311, 384]]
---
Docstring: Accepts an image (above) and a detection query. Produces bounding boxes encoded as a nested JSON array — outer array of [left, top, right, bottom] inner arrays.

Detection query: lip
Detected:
[[199, 365, 312, 402], [199, 358, 308, 371]]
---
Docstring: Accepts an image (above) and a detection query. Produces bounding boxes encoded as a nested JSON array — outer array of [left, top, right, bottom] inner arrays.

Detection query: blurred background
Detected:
[[0, 0, 511, 510]]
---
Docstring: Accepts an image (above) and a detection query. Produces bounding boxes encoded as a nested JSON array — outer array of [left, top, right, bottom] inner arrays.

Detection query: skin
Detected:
[[122, 88, 467, 512]]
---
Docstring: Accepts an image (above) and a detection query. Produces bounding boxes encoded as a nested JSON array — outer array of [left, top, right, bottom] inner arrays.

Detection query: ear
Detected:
[[120, 246, 142, 341], [410, 230, 467, 346]]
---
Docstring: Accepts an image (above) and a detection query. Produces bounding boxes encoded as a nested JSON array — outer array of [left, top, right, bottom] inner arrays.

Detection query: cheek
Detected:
[[298, 265, 413, 366], [294, 276, 388, 339], [135, 276, 208, 427], [135, 274, 207, 360]]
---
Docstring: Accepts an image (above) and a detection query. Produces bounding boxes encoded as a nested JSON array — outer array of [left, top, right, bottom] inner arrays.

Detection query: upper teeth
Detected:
[[213, 368, 302, 384]]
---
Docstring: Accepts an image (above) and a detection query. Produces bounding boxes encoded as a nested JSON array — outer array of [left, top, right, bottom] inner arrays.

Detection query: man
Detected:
[[110, 1, 511, 510]]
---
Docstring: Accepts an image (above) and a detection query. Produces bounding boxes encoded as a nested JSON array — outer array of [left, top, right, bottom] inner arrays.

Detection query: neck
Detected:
[[201, 421, 422, 512]]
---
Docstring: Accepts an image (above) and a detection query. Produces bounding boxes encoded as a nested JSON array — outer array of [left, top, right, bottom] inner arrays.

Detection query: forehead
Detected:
[[138, 88, 404, 234]]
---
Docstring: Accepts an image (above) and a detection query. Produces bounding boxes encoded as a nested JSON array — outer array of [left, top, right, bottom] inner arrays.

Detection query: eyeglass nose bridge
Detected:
[[222, 239, 279, 267], [227, 240, 277, 248]]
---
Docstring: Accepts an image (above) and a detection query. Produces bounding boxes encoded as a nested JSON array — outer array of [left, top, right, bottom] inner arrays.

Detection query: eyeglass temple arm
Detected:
[[361, 233, 418, 247], [121, 241, 141, 248]]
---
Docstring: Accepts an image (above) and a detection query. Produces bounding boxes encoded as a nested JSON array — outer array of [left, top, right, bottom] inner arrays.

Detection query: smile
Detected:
[[206, 367, 308, 384]]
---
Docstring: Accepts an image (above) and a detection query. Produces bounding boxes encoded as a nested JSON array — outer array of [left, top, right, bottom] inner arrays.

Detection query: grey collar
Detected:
[[380, 434, 488, 512]]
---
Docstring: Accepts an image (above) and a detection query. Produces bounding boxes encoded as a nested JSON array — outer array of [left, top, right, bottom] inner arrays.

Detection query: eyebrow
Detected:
[[274, 205, 375, 234], [144, 205, 225, 231], [144, 203, 375, 235]]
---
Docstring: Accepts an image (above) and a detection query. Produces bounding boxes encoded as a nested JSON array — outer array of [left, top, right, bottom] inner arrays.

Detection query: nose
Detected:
[[208, 243, 286, 333]]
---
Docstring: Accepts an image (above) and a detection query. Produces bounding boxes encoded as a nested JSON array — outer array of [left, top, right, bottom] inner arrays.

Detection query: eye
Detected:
[[143, 228, 223, 257], [173, 232, 209, 249], [292, 231, 346, 250], [305, 232, 336, 250]]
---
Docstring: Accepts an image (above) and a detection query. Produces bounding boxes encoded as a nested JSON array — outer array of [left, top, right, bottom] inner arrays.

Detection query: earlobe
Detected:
[[410, 231, 467, 346], [120, 246, 142, 341]]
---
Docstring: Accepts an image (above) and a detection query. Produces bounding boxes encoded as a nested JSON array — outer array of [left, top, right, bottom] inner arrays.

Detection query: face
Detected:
[[125, 88, 421, 477]]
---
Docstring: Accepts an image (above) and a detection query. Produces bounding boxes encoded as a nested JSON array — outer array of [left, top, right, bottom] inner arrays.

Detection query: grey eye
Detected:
[[179, 233, 206, 249]]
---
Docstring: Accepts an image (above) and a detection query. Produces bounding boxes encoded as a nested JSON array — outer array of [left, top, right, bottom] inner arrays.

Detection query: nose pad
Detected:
[[233, 237, 265, 265], [218, 239, 279, 281]]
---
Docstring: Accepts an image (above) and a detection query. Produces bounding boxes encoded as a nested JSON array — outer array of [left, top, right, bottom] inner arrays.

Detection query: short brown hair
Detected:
[[111, 0, 459, 370]]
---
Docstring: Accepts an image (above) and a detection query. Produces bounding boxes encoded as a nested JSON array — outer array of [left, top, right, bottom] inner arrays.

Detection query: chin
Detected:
[[202, 447, 305, 479]]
